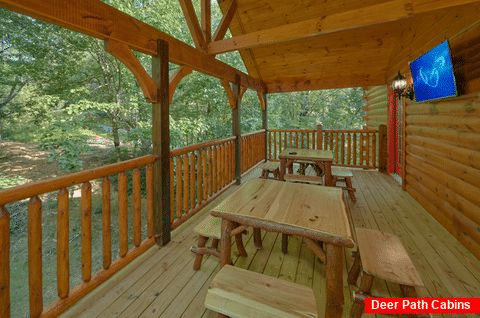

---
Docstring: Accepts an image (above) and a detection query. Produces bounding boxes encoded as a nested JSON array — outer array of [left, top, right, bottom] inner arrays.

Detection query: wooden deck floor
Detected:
[[62, 168, 480, 318]]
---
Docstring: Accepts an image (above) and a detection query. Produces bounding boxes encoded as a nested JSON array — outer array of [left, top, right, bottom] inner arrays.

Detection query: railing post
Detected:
[[262, 93, 268, 162], [232, 76, 242, 185], [0, 206, 10, 318], [316, 123, 323, 150], [378, 124, 388, 173], [152, 39, 171, 245]]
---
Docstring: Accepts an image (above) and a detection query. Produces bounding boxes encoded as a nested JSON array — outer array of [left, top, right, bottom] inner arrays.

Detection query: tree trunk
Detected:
[[112, 120, 120, 148]]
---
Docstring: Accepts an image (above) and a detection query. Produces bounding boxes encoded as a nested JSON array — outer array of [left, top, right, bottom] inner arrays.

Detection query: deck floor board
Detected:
[[62, 168, 480, 318]]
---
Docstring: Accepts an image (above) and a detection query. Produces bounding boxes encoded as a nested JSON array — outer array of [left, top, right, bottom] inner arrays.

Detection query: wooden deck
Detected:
[[62, 168, 480, 318]]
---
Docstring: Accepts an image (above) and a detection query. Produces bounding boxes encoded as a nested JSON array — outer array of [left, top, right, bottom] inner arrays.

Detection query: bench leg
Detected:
[[253, 228, 263, 249], [211, 238, 219, 249], [347, 251, 361, 286], [350, 272, 374, 318], [282, 234, 289, 253], [233, 222, 248, 257], [193, 235, 209, 270], [345, 177, 356, 201], [220, 220, 234, 266]]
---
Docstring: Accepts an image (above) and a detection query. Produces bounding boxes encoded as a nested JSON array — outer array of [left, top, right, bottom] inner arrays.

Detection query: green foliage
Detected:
[[0, 175, 27, 190]]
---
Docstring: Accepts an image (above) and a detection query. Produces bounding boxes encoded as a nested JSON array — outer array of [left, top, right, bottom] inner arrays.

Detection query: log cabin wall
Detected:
[[402, 24, 480, 260], [363, 85, 388, 129]]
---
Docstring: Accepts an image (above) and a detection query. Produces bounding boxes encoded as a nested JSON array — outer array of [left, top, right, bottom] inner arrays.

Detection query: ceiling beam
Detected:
[[179, 0, 206, 49], [208, 0, 480, 55], [201, 0, 211, 44], [266, 75, 386, 93], [0, 0, 266, 92], [213, 0, 237, 42]]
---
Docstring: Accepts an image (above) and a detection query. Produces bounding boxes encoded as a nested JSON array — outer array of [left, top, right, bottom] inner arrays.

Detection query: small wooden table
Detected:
[[278, 148, 335, 186], [210, 179, 354, 318]]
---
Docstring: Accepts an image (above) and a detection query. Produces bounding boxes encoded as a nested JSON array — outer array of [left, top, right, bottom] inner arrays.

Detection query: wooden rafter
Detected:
[[169, 66, 193, 103], [0, 0, 265, 92], [105, 40, 157, 102], [179, 0, 206, 49], [208, 0, 480, 54], [201, 0, 211, 44], [213, 0, 237, 42]]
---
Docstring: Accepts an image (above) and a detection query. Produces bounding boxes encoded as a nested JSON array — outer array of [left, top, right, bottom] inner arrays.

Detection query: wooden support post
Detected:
[[232, 77, 242, 185], [0, 206, 10, 318], [325, 244, 344, 318], [378, 124, 387, 173], [262, 93, 268, 162], [152, 39, 171, 245]]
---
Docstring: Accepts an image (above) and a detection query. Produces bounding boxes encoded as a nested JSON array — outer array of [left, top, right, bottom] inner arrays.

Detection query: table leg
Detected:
[[281, 234, 289, 253], [253, 228, 263, 249], [220, 219, 233, 267], [279, 159, 286, 181], [323, 161, 334, 186], [325, 244, 344, 318]]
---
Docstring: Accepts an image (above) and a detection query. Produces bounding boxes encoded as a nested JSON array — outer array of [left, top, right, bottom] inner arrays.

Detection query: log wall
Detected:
[[404, 25, 480, 260], [363, 85, 388, 129]]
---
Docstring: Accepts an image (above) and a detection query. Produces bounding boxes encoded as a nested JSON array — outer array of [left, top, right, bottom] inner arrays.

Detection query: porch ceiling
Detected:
[[216, 0, 480, 92]]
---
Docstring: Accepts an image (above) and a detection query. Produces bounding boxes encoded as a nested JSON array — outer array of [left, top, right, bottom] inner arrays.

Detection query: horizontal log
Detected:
[[407, 94, 480, 116], [406, 169, 480, 245], [407, 143, 480, 189], [406, 115, 480, 133], [367, 107, 388, 116], [170, 136, 236, 158], [407, 135, 480, 170], [0, 0, 266, 92], [406, 154, 480, 224], [0, 155, 157, 206], [406, 125, 480, 151], [210, 211, 355, 248], [406, 184, 480, 260], [190, 246, 220, 257]]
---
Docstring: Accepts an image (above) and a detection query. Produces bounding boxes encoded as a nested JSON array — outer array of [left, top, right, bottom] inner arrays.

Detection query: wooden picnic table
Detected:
[[278, 148, 335, 186], [210, 178, 355, 318]]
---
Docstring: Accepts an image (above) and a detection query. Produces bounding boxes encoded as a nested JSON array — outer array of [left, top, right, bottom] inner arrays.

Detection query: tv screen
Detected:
[[409, 40, 458, 103]]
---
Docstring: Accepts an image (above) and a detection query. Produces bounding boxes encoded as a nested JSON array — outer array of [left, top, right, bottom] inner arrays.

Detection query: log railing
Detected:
[[0, 155, 158, 318], [0, 130, 267, 317], [170, 136, 236, 229], [268, 128, 379, 169], [240, 130, 266, 173]]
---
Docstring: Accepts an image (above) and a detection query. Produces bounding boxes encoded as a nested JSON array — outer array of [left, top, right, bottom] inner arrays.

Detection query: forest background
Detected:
[[0, 0, 365, 185]]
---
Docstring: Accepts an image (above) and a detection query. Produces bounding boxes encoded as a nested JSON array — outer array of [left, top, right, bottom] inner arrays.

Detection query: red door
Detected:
[[387, 87, 403, 178]]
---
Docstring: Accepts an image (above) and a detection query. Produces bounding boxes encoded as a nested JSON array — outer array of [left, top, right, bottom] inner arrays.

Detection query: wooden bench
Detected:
[[348, 228, 424, 318], [205, 265, 318, 318], [191, 215, 262, 270], [331, 166, 356, 201], [259, 161, 281, 179]]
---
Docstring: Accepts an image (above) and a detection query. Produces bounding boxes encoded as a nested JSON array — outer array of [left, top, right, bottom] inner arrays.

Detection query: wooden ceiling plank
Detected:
[[208, 0, 480, 54], [179, 0, 206, 49], [213, 0, 237, 42], [0, 0, 266, 92], [201, 0, 212, 44]]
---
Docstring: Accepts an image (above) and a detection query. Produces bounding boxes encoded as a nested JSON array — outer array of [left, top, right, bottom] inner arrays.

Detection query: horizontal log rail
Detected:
[[0, 155, 157, 318], [268, 128, 379, 169], [240, 130, 266, 173]]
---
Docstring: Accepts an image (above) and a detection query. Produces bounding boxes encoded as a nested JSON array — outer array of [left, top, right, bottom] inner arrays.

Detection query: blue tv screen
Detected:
[[409, 40, 458, 102]]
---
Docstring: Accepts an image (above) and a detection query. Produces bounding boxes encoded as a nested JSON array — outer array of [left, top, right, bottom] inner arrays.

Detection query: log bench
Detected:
[[331, 166, 356, 201], [348, 228, 424, 318], [259, 161, 281, 179], [191, 215, 262, 270], [205, 265, 318, 318]]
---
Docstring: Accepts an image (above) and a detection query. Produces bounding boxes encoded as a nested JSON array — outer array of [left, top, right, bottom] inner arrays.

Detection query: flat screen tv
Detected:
[[409, 40, 458, 103]]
